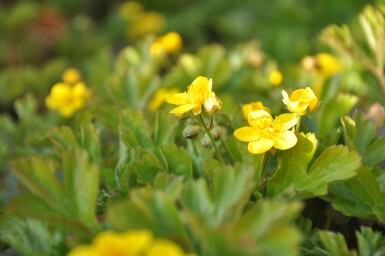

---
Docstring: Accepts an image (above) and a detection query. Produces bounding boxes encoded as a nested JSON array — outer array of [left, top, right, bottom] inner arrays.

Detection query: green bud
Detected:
[[200, 135, 212, 148], [183, 125, 200, 139], [211, 126, 223, 141]]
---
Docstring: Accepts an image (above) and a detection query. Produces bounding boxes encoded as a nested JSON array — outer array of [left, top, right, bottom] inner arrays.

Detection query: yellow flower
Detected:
[[67, 230, 194, 256], [242, 101, 271, 120], [118, 1, 143, 20], [234, 110, 298, 154], [315, 53, 341, 77], [150, 32, 183, 56], [62, 68, 82, 85], [45, 81, 91, 118], [148, 88, 179, 111], [127, 11, 165, 38], [147, 239, 185, 256], [269, 70, 283, 86], [165, 76, 220, 117], [68, 230, 153, 256], [282, 87, 318, 115]]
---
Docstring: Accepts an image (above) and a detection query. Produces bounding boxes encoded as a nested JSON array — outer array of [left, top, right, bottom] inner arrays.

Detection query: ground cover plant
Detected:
[[1, 1, 385, 256]]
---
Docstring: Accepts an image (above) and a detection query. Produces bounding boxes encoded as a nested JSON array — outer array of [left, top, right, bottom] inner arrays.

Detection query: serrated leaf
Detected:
[[160, 144, 192, 178], [9, 157, 63, 205], [62, 147, 100, 229], [296, 145, 360, 195], [327, 167, 385, 222], [119, 109, 152, 149], [106, 190, 191, 250], [267, 133, 318, 197], [130, 153, 164, 183]]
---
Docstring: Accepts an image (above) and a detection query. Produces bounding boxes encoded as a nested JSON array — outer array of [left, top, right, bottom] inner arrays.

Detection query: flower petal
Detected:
[[273, 113, 298, 130], [165, 93, 188, 105], [248, 138, 274, 154], [234, 127, 260, 142], [248, 110, 273, 128], [169, 104, 195, 117], [273, 130, 298, 150]]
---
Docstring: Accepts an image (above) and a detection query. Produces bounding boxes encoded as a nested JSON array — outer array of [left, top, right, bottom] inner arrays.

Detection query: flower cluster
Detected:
[[68, 230, 194, 256], [301, 52, 341, 78], [165, 76, 221, 117], [150, 32, 183, 56], [45, 68, 91, 118], [235, 87, 318, 154]]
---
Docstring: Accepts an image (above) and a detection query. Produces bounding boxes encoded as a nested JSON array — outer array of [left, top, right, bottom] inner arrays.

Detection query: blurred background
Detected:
[[0, 0, 379, 114]]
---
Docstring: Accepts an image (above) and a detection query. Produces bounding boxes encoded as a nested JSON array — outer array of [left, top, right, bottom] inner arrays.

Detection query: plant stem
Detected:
[[296, 115, 302, 133], [324, 207, 336, 230], [220, 138, 235, 165], [199, 114, 225, 164]]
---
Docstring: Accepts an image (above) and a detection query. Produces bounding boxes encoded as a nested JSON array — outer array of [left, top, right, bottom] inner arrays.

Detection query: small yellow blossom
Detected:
[[269, 70, 283, 86], [46, 80, 91, 118], [165, 76, 221, 117], [282, 87, 318, 115], [315, 53, 341, 77], [234, 110, 298, 154], [62, 68, 82, 85], [150, 32, 183, 56], [148, 88, 179, 111], [67, 230, 193, 256], [242, 101, 271, 120]]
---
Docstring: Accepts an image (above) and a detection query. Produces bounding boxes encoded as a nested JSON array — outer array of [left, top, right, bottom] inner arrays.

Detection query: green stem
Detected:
[[324, 207, 335, 230], [296, 115, 302, 133], [199, 114, 225, 164], [220, 138, 236, 165]]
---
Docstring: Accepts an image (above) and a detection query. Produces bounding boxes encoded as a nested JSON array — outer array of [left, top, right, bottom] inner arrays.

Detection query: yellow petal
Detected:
[[248, 110, 273, 128], [165, 93, 188, 105], [234, 127, 260, 142], [147, 239, 185, 256], [248, 138, 274, 154], [169, 104, 195, 117], [273, 113, 298, 130], [273, 130, 298, 150]]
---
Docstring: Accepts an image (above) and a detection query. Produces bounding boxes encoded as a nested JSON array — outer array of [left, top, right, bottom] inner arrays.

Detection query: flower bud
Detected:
[[366, 102, 385, 128], [183, 125, 201, 139], [211, 126, 223, 141], [200, 135, 212, 148]]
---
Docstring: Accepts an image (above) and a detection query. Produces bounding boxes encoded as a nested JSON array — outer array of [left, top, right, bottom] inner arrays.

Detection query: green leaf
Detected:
[[181, 164, 255, 227], [130, 153, 164, 183], [326, 166, 385, 222], [296, 145, 361, 195], [106, 190, 191, 250], [62, 147, 100, 229], [318, 231, 356, 256], [317, 93, 358, 138], [160, 144, 193, 178], [341, 112, 385, 167], [9, 157, 63, 206], [119, 109, 152, 149], [267, 133, 318, 197]]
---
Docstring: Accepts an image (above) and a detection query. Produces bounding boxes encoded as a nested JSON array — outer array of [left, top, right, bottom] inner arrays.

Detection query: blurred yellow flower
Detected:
[[315, 53, 341, 77], [148, 88, 179, 111], [234, 110, 298, 154], [62, 68, 82, 85], [242, 101, 271, 120], [67, 230, 193, 256], [127, 11, 165, 38], [165, 76, 221, 117], [150, 32, 183, 56], [147, 239, 185, 256], [118, 1, 143, 20], [282, 87, 318, 115], [268, 70, 283, 86]]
